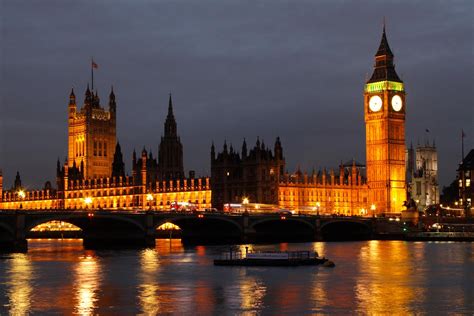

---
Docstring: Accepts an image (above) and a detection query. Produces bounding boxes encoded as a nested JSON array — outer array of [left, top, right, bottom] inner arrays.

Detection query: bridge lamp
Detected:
[[84, 197, 93, 208], [146, 194, 154, 210], [17, 190, 26, 209], [242, 197, 249, 214], [17, 190, 26, 199], [370, 204, 376, 217]]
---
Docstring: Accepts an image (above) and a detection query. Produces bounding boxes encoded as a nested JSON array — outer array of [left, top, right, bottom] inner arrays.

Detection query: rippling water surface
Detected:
[[1, 239, 473, 314]]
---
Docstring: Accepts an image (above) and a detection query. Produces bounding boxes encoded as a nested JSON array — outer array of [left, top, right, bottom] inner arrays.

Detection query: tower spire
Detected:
[[164, 94, 177, 137], [367, 23, 401, 83], [168, 93, 174, 117]]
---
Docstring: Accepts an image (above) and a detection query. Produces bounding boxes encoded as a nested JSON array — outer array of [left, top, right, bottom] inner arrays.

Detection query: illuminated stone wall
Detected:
[[278, 167, 369, 215], [0, 177, 211, 211]]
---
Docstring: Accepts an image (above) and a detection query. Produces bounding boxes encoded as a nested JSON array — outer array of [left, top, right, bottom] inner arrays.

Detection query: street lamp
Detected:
[[146, 194, 154, 210], [370, 204, 376, 217], [17, 189, 26, 209], [316, 202, 320, 216], [84, 197, 93, 209], [242, 197, 249, 214]]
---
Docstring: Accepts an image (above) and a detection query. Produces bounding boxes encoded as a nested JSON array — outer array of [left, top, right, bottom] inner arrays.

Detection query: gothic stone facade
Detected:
[[0, 90, 209, 210]]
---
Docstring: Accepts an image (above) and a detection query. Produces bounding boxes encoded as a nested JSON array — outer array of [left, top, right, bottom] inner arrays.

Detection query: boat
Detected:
[[214, 249, 330, 266]]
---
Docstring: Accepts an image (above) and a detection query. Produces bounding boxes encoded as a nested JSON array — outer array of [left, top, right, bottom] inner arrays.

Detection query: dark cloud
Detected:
[[1, 0, 473, 189]]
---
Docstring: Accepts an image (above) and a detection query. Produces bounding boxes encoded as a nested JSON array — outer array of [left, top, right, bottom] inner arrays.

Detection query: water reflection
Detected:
[[73, 252, 101, 315], [355, 241, 425, 314], [138, 248, 160, 315], [1, 240, 472, 314], [6, 254, 34, 315], [238, 270, 266, 313]]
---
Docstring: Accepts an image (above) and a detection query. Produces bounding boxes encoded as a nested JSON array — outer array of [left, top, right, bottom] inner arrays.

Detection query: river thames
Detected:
[[1, 239, 473, 315]]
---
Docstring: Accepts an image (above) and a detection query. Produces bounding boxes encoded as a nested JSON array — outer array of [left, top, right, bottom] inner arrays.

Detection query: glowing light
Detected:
[[365, 80, 404, 93], [74, 255, 101, 315], [6, 254, 33, 315], [156, 222, 181, 230], [146, 194, 154, 202], [84, 197, 92, 205], [17, 190, 26, 199], [31, 221, 81, 232], [242, 197, 249, 205]]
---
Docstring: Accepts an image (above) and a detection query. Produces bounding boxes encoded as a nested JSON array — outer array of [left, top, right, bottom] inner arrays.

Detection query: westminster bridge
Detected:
[[0, 210, 393, 252]]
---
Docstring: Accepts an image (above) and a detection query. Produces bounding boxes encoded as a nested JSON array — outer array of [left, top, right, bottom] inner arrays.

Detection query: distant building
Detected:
[[458, 149, 474, 216], [68, 86, 116, 179], [1, 26, 410, 216], [211, 138, 285, 208], [211, 137, 369, 215], [406, 141, 439, 211], [0, 89, 210, 210]]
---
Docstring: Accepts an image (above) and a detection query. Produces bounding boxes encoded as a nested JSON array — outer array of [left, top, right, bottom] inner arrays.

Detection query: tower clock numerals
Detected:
[[369, 95, 382, 112], [391, 95, 403, 112]]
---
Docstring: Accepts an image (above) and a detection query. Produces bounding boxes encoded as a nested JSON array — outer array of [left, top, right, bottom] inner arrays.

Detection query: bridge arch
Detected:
[[154, 215, 243, 243], [26, 214, 146, 233], [320, 220, 372, 241], [0, 222, 15, 237], [250, 217, 316, 242], [250, 217, 316, 231], [153, 215, 243, 234]]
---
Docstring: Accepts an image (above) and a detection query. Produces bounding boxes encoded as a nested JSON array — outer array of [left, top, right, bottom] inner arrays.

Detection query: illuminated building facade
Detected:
[[211, 138, 369, 215], [278, 162, 369, 215], [68, 86, 116, 179], [1, 27, 407, 216], [364, 26, 407, 213], [458, 149, 474, 215], [406, 141, 439, 211], [0, 90, 210, 210]]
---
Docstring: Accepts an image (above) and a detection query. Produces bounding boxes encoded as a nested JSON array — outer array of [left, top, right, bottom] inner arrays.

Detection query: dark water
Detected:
[[0, 239, 473, 315]]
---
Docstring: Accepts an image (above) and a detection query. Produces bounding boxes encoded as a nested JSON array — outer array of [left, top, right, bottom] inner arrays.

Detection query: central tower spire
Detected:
[[164, 93, 177, 137], [367, 25, 402, 83], [158, 94, 184, 180]]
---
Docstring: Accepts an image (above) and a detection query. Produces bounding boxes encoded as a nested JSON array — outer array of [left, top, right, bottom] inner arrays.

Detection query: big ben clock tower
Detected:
[[365, 26, 406, 214]]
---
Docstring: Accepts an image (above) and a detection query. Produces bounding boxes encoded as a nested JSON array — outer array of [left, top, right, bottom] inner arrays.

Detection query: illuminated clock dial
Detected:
[[391, 95, 403, 112], [369, 95, 382, 112]]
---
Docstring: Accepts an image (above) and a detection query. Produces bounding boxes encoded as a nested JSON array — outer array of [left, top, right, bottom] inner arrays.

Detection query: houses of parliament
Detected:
[[0, 27, 408, 215]]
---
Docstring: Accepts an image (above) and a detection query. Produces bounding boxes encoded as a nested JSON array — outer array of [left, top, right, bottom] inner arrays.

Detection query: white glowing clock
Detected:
[[369, 95, 382, 112], [391, 95, 403, 112]]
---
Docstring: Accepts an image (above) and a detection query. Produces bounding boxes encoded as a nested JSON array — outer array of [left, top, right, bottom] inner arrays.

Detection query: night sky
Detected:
[[1, 0, 473, 189]]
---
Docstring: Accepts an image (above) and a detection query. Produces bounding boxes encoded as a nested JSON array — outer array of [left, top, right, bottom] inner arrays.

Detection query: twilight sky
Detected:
[[1, 0, 473, 189]]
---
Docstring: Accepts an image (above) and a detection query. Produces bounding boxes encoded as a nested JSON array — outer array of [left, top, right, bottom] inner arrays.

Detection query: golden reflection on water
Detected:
[[355, 241, 425, 314], [238, 270, 266, 313], [138, 248, 161, 315], [6, 254, 34, 315], [73, 252, 101, 316]]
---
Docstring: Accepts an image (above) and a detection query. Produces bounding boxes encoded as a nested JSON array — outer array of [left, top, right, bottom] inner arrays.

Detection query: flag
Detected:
[[425, 129, 430, 133], [92, 60, 98, 69], [462, 129, 466, 138]]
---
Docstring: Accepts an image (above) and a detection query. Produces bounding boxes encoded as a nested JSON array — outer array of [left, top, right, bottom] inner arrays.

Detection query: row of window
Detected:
[[93, 140, 107, 157]]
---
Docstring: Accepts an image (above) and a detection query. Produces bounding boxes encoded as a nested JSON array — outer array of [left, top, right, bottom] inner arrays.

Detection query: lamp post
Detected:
[[370, 204, 376, 218], [146, 194, 154, 211], [242, 197, 249, 214], [17, 189, 26, 209], [84, 197, 93, 209], [316, 202, 320, 216]]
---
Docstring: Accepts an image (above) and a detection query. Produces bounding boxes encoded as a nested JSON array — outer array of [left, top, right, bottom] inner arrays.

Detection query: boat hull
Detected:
[[214, 258, 327, 266]]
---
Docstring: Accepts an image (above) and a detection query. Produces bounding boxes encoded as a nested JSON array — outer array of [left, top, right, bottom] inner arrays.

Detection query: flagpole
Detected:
[[91, 58, 94, 91], [462, 129, 465, 161]]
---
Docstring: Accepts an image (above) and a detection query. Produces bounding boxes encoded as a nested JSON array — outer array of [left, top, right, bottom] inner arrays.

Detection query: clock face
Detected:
[[391, 95, 403, 112], [369, 95, 382, 112]]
